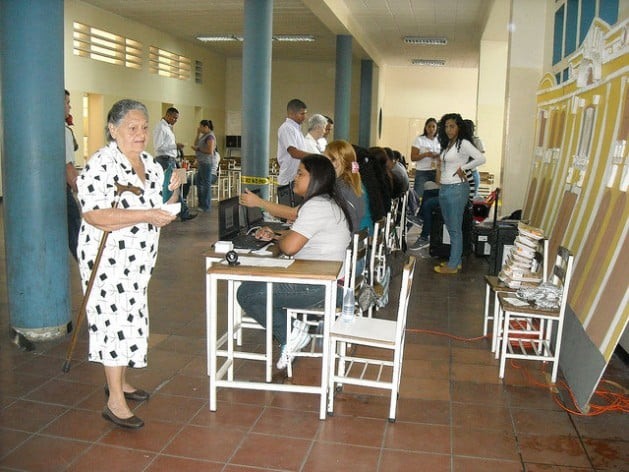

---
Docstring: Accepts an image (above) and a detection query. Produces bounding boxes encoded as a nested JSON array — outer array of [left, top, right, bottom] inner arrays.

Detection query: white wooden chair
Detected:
[[367, 217, 388, 317], [327, 256, 416, 422], [484, 237, 549, 354], [284, 229, 369, 378], [497, 246, 574, 383], [385, 192, 408, 252]]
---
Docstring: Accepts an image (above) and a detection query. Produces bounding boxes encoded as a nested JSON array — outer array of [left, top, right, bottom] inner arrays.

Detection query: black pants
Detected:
[[67, 186, 81, 260], [155, 155, 191, 217]]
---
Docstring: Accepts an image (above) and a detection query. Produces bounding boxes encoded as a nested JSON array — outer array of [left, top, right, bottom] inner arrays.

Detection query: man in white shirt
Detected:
[[153, 107, 196, 221], [65, 89, 81, 260], [303, 114, 327, 154], [277, 99, 310, 185]]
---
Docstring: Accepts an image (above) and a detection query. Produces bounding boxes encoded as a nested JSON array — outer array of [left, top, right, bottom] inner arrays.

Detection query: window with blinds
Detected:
[[148, 46, 191, 80], [73, 22, 142, 70]]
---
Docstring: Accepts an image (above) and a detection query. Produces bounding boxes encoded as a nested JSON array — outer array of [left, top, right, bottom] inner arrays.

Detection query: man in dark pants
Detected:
[[152, 107, 197, 221], [65, 89, 81, 260]]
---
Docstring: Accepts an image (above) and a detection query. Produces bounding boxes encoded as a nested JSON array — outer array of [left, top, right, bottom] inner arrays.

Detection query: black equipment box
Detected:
[[488, 221, 519, 275], [429, 204, 473, 259], [472, 222, 495, 256]]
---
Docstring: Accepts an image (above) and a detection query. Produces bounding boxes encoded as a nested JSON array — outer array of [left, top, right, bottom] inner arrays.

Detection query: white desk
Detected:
[[205, 255, 342, 419]]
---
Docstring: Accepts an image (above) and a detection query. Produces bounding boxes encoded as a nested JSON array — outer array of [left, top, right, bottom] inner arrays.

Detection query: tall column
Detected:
[[334, 35, 352, 141], [358, 59, 373, 148], [1, 0, 70, 342], [241, 0, 273, 197]]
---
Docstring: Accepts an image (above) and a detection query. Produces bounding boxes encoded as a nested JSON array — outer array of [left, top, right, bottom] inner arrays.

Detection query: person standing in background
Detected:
[[303, 114, 328, 154], [153, 107, 197, 221], [410, 117, 441, 202], [191, 119, 218, 213], [317, 115, 334, 153], [277, 99, 310, 185], [65, 89, 81, 261]]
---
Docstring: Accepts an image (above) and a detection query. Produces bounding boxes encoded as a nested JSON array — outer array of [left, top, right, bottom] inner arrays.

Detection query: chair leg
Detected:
[[483, 284, 491, 336], [499, 311, 510, 379], [493, 294, 504, 358]]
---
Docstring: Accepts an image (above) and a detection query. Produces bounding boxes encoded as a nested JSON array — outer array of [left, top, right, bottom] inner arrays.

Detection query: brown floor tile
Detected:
[[452, 427, 519, 461], [252, 407, 321, 439], [302, 441, 380, 472], [380, 449, 450, 471], [99, 419, 183, 452], [191, 402, 264, 430], [0, 399, 68, 433], [453, 456, 524, 471], [317, 415, 386, 447], [146, 455, 224, 471], [230, 432, 312, 470], [67, 444, 155, 472], [524, 464, 594, 471], [396, 398, 451, 425], [399, 375, 451, 401], [518, 434, 592, 468], [451, 380, 508, 404], [163, 424, 245, 462], [506, 385, 564, 410], [0, 434, 89, 471], [451, 402, 514, 431], [452, 363, 502, 384], [581, 438, 629, 470], [0, 427, 31, 458], [41, 409, 112, 441], [402, 358, 450, 379], [270, 391, 321, 413], [158, 373, 209, 398], [384, 421, 451, 454], [571, 411, 628, 441], [0, 370, 50, 398], [216, 388, 276, 406], [452, 346, 499, 366], [133, 393, 206, 424], [24, 378, 99, 407], [58, 359, 107, 385], [327, 392, 391, 418], [511, 408, 577, 437]]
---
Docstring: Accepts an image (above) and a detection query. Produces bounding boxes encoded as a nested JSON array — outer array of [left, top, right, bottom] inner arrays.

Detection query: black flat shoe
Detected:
[[104, 385, 150, 402], [102, 406, 144, 429], [180, 213, 198, 221]]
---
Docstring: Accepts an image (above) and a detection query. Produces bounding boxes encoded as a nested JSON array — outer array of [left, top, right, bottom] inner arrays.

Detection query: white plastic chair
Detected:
[[284, 229, 370, 378], [327, 256, 416, 422], [497, 246, 574, 383], [367, 217, 388, 317]]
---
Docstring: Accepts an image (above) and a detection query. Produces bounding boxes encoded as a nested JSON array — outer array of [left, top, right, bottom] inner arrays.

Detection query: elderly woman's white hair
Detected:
[[307, 113, 328, 133]]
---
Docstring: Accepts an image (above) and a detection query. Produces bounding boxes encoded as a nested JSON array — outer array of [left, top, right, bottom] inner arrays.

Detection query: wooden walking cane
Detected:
[[62, 183, 144, 373]]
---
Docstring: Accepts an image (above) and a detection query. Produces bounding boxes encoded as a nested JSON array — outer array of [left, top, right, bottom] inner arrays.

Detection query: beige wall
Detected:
[[65, 0, 226, 164], [379, 66, 479, 159]]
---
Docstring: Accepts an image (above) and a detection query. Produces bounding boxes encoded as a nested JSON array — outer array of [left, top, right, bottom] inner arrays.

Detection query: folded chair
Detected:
[[327, 256, 416, 422]]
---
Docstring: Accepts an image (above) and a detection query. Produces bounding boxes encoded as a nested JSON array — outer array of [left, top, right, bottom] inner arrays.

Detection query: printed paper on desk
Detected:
[[503, 297, 530, 307]]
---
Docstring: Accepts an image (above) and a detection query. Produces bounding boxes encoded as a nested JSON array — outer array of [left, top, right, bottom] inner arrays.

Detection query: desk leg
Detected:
[[208, 275, 218, 411], [227, 280, 235, 381], [320, 280, 335, 420], [266, 282, 273, 382]]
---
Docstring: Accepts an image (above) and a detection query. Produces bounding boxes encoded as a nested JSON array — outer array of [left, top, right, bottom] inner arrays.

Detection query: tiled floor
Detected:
[[0, 205, 627, 471]]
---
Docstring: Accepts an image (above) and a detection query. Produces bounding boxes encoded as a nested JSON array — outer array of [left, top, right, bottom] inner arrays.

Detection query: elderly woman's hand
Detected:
[[168, 170, 182, 191], [240, 189, 262, 208], [147, 209, 177, 228]]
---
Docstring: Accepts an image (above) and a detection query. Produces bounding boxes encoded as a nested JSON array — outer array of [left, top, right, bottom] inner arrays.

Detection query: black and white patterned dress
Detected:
[[77, 142, 164, 368]]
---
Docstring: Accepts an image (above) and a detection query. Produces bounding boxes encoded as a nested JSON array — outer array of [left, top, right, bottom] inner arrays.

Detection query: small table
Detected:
[[205, 254, 342, 419]]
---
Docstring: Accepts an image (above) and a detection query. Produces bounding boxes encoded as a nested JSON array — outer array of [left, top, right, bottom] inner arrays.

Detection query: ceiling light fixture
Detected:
[[197, 35, 242, 42], [404, 36, 447, 46], [197, 34, 315, 43], [411, 59, 446, 67]]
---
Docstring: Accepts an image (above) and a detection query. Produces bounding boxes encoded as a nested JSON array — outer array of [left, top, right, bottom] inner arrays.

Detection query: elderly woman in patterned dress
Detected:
[[77, 99, 179, 429]]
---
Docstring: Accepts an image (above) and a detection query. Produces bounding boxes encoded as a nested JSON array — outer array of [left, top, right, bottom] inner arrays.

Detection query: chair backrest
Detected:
[[395, 256, 417, 347], [370, 217, 387, 285], [545, 246, 574, 317]]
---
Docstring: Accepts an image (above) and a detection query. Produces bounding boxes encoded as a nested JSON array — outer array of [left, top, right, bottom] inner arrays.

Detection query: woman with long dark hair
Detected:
[[237, 155, 352, 370], [434, 113, 485, 274]]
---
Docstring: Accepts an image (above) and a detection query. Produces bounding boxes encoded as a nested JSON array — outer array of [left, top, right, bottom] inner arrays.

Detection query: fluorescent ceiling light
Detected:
[[411, 59, 446, 66], [404, 36, 447, 45], [197, 34, 315, 43], [197, 35, 242, 42]]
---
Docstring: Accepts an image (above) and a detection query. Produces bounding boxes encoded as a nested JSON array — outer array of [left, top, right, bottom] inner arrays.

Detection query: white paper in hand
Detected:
[[162, 202, 181, 215]]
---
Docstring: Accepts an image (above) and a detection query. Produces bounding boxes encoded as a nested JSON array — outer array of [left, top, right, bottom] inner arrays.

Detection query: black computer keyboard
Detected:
[[231, 233, 270, 250]]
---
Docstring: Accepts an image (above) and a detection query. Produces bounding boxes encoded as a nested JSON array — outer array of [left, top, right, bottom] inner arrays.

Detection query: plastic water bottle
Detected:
[[341, 287, 355, 323]]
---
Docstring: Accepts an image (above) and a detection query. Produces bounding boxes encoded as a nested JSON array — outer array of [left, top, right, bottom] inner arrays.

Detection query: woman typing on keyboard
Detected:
[[236, 155, 353, 370]]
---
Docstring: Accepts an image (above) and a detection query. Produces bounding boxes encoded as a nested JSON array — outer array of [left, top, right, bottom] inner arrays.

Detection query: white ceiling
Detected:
[[80, 0, 494, 68]]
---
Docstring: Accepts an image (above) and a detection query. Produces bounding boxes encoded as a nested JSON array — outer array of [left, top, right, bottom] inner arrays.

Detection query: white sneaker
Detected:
[[290, 319, 312, 351], [276, 344, 293, 370]]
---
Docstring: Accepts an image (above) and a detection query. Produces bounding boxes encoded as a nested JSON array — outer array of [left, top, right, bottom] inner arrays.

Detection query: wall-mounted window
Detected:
[[195, 61, 203, 84], [552, 0, 619, 80], [73, 22, 142, 70], [149, 46, 191, 80]]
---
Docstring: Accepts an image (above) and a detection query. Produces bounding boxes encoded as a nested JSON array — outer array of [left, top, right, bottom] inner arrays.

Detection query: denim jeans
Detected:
[[413, 170, 436, 203], [196, 159, 216, 211], [236, 281, 342, 345], [419, 192, 440, 239], [438, 182, 469, 268]]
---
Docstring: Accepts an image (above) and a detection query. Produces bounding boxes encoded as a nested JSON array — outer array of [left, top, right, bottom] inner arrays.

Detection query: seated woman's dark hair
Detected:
[[299, 154, 353, 233], [353, 145, 387, 222]]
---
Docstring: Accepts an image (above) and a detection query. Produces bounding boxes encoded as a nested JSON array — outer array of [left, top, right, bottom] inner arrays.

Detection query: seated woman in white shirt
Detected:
[[236, 155, 353, 370]]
